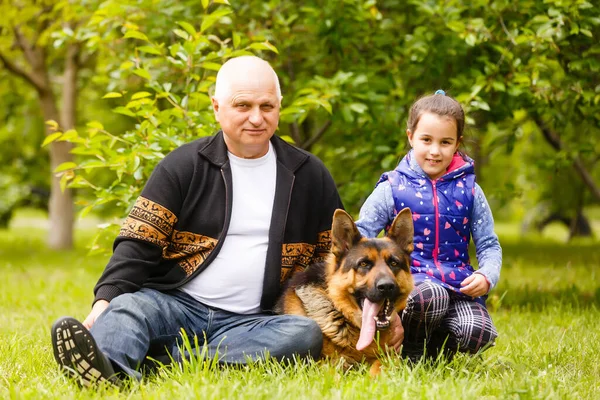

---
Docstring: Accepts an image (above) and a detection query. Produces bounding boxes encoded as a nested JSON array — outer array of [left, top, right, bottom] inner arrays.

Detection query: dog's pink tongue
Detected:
[[356, 298, 382, 351]]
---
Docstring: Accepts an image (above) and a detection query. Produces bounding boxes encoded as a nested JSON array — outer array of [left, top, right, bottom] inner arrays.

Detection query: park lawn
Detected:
[[0, 214, 599, 399]]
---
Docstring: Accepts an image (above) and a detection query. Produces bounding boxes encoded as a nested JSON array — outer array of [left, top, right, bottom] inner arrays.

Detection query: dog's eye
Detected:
[[358, 261, 370, 269], [389, 261, 398, 267]]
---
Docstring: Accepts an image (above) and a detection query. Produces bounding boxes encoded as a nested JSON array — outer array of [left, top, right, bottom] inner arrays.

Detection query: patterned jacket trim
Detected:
[[280, 229, 332, 281], [118, 196, 177, 249]]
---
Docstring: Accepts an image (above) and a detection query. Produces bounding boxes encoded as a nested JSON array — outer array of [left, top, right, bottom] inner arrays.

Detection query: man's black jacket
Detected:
[[94, 131, 344, 311]]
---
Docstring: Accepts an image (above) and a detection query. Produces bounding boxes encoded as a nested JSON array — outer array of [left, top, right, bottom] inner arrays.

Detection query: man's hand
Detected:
[[386, 312, 404, 352], [82, 299, 109, 329], [460, 273, 490, 297]]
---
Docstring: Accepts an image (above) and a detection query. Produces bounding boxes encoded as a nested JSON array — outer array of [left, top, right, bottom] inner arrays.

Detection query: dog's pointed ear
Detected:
[[331, 209, 361, 259], [387, 207, 414, 254]]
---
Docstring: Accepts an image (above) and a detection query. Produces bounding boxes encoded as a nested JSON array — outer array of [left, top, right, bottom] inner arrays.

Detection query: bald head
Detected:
[[214, 56, 282, 102], [210, 56, 282, 159]]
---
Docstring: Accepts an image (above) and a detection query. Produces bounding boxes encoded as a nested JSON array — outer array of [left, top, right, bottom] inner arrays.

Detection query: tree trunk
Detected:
[[45, 43, 80, 250], [39, 88, 74, 250], [33, 43, 78, 250], [1, 15, 77, 249]]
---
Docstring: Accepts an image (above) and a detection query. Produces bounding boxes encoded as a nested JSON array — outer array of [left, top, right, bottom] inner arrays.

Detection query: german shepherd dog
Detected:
[[275, 208, 414, 374]]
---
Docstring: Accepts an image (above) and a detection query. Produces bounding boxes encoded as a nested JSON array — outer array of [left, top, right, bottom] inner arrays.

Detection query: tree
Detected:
[[444, 0, 600, 236], [0, 1, 103, 248], [44, 0, 286, 252], [6, 0, 598, 249]]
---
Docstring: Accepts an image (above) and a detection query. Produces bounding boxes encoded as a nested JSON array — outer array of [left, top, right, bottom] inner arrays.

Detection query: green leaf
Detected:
[[470, 100, 491, 111], [341, 107, 354, 123], [80, 160, 109, 169], [60, 173, 70, 192], [137, 45, 162, 55], [133, 155, 141, 171], [446, 21, 465, 33], [70, 176, 90, 189], [173, 29, 190, 41], [61, 129, 78, 141], [124, 30, 149, 42], [232, 32, 240, 48], [54, 162, 78, 173], [113, 106, 136, 117], [119, 61, 135, 70], [169, 43, 181, 58], [249, 42, 279, 54], [201, 18, 218, 33], [465, 33, 476, 47], [45, 120, 59, 131], [178, 21, 197, 36], [201, 0, 209, 9], [469, 85, 483, 98], [200, 8, 233, 33], [42, 132, 63, 147], [131, 91, 153, 100], [102, 92, 122, 99], [492, 81, 506, 92], [201, 62, 222, 71], [133, 68, 151, 80], [317, 99, 332, 114], [86, 121, 104, 130], [79, 204, 96, 219], [349, 103, 368, 114], [133, 167, 144, 181]]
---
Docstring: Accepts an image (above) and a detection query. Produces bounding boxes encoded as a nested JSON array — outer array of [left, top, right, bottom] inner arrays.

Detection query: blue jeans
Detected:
[[90, 288, 322, 380]]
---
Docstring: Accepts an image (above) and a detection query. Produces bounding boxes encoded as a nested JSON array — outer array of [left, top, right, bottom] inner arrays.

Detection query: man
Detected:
[[51, 56, 345, 386]]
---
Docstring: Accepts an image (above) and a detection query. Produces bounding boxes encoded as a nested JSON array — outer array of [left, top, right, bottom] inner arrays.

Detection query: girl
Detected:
[[355, 90, 502, 361]]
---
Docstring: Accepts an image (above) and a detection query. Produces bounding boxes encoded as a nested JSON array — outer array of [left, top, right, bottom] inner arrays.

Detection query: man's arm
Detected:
[[93, 162, 185, 305]]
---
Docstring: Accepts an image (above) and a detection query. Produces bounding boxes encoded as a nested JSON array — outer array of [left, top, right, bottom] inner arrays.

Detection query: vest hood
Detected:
[[395, 150, 475, 182]]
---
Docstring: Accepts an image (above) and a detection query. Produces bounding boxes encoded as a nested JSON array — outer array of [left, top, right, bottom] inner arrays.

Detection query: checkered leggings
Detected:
[[401, 280, 498, 358]]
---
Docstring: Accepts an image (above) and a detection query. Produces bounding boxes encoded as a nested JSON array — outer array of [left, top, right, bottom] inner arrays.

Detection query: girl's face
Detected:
[[407, 112, 460, 181]]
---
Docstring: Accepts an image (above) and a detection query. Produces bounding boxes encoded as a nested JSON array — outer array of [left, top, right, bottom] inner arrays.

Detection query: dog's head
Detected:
[[326, 208, 414, 350]]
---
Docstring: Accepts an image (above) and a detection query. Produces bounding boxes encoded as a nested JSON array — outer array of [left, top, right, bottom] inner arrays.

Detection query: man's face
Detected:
[[212, 71, 281, 159]]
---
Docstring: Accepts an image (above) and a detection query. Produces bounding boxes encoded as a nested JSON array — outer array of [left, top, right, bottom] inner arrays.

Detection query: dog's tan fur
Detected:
[[275, 208, 415, 373]]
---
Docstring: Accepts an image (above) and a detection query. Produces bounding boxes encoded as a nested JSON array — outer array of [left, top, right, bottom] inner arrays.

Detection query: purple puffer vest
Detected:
[[378, 151, 481, 302]]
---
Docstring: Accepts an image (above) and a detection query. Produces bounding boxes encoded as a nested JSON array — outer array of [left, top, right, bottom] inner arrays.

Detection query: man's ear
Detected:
[[211, 97, 220, 121], [331, 209, 361, 259], [387, 207, 414, 254]]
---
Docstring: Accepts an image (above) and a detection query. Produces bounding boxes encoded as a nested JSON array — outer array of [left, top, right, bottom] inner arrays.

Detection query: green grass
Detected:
[[1, 211, 599, 399]]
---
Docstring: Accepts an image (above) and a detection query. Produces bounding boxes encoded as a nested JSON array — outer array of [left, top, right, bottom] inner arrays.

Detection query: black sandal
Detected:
[[51, 316, 121, 388]]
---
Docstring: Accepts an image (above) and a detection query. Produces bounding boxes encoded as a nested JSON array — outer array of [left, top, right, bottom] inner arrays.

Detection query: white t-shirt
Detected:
[[180, 143, 277, 314]]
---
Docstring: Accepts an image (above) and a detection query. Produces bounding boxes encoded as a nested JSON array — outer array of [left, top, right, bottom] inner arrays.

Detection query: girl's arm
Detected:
[[355, 181, 395, 238], [470, 183, 503, 291]]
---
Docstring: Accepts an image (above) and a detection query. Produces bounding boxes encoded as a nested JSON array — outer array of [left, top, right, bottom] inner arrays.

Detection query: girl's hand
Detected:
[[460, 273, 489, 297]]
